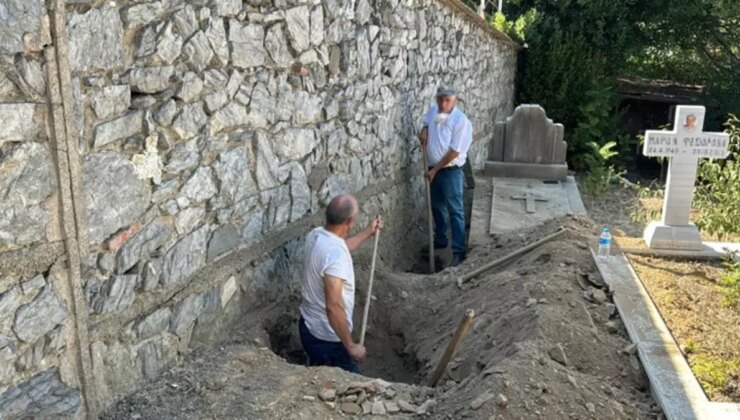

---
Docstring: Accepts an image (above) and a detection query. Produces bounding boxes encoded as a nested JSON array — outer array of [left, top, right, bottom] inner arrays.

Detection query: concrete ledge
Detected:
[[622, 242, 740, 261], [591, 249, 740, 420], [484, 161, 567, 181]]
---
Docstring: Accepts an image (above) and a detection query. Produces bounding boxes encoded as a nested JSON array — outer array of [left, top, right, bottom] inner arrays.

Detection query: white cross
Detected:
[[511, 192, 548, 213], [642, 105, 730, 249]]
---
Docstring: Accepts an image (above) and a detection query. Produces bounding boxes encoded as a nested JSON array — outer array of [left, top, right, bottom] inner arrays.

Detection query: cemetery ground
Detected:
[[104, 202, 660, 418], [581, 178, 740, 403]]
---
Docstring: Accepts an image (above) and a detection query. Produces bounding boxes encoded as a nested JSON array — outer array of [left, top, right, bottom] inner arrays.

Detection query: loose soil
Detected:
[[104, 212, 660, 419], [630, 255, 740, 402]]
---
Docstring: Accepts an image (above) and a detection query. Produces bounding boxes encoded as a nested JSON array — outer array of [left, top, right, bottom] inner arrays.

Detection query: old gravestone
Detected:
[[483, 105, 585, 235], [486, 104, 567, 181], [642, 105, 730, 250]]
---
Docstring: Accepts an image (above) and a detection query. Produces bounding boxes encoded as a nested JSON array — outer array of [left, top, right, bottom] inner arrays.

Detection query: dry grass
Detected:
[[629, 255, 740, 402]]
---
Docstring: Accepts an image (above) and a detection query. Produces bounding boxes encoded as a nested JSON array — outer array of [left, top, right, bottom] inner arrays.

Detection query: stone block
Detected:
[[285, 6, 310, 53], [128, 66, 174, 93], [0, 0, 50, 54], [172, 102, 207, 140], [207, 224, 241, 261], [182, 167, 217, 202], [265, 24, 293, 69], [172, 5, 198, 40], [204, 17, 229, 66], [20, 275, 45, 296], [90, 85, 131, 120], [212, 146, 257, 206], [83, 153, 151, 245], [135, 307, 172, 340], [183, 31, 214, 72], [12, 286, 68, 343], [164, 138, 200, 174], [0, 368, 80, 418], [169, 293, 204, 337], [93, 110, 143, 149], [91, 275, 138, 314], [229, 21, 266, 68], [67, 7, 125, 72], [137, 334, 178, 381], [0, 142, 55, 247], [0, 287, 21, 325], [0, 103, 42, 144], [211, 0, 242, 17], [643, 221, 703, 251], [117, 219, 172, 274], [161, 225, 209, 287]]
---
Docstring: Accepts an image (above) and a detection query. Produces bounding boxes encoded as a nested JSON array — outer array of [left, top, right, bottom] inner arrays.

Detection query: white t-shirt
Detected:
[[423, 103, 473, 167], [299, 227, 355, 342]]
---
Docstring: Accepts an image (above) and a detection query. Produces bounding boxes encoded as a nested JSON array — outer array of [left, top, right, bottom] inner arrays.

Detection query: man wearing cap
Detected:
[[418, 86, 473, 267]]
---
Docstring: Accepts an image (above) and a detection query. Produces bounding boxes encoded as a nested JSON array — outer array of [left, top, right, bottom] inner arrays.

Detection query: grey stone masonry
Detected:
[[0, 0, 518, 416]]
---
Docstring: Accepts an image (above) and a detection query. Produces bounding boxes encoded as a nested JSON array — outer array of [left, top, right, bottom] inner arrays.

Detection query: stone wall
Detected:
[[0, 0, 517, 417]]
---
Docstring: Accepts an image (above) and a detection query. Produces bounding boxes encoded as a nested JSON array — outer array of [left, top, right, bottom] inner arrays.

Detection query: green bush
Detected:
[[694, 115, 740, 239]]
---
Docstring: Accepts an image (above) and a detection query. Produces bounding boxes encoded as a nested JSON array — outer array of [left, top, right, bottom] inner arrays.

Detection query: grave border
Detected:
[[591, 248, 740, 420]]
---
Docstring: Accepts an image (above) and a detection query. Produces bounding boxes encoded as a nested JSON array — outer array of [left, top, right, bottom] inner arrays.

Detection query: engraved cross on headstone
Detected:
[[642, 105, 730, 250], [511, 192, 548, 214]]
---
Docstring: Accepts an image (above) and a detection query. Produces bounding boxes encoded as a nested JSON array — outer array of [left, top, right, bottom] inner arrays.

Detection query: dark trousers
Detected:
[[299, 317, 359, 373], [430, 166, 466, 258]]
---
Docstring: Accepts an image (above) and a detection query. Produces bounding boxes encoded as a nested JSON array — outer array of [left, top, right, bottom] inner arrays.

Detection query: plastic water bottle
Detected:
[[598, 227, 611, 260]]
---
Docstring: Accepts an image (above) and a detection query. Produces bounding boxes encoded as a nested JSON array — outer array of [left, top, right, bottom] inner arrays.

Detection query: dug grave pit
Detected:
[[104, 215, 661, 419]]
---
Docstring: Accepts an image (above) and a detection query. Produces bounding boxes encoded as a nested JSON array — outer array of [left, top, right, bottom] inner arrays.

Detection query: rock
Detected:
[[220, 276, 237, 308], [164, 138, 200, 174], [67, 8, 124, 72], [11, 57, 46, 99], [605, 321, 619, 334], [182, 167, 217, 202], [585, 402, 596, 414], [91, 275, 138, 314], [285, 6, 310, 53], [356, 29, 370, 77], [122, 2, 164, 28], [0, 368, 80, 418], [340, 402, 361, 415], [372, 400, 387, 415], [13, 286, 68, 343], [621, 343, 638, 355], [172, 102, 207, 140], [93, 110, 143, 149], [229, 21, 266, 68], [83, 153, 151, 245], [526, 298, 537, 308], [21, 275, 45, 296], [213, 146, 257, 207], [135, 307, 172, 340], [204, 17, 229, 66], [210, 101, 248, 133], [548, 343, 568, 366], [212, 0, 242, 16], [137, 334, 178, 380], [265, 24, 293, 69], [289, 163, 310, 222], [567, 374, 578, 387], [175, 207, 205, 235], [151, 23, 183, 64], [161, 225, 209, 287], [356, 0, 371, 25], [401, 291, 409, 299], [183, 31, 213, 72], [169, 293, 204, 337], [90, 85, 131, 121], [496, 393, 508, 407], [0, 287, 21, 323], [361, 401, 372, 414], [318, 387, 336, 402], [155, 99, 178, 126], [0, 142, 55, 247], [417, 399, 436, 415], [302, 395, 316, 402], [207, 224, 241, 261], [385, 401, 400, 413], [142, 259, 162, 292], [591, 288, 608, 304], [272, 128, 319, 162], [470, 392, 495, 410], [117, 219, 172, 273], [128, 66, 174, 93], [0, 103, 42, 143], [176, 72, 204, 103], [309, 6, 324, 47], [0, 0, 50, 54], [172, 5, 199, 39], [397, 399, 418, 413], [292, 92, 323, 126]]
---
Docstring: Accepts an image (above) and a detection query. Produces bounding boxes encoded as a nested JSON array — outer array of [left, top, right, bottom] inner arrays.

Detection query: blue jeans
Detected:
[[430, 166, 466, 258], [299, 317, 360, 373]]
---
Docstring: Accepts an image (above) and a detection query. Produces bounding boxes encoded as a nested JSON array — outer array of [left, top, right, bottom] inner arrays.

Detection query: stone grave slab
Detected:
[[489, 177, 586, 235]]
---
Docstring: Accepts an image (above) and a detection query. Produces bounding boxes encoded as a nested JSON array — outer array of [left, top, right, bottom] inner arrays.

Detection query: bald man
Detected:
[[299, 195, 383, 372]]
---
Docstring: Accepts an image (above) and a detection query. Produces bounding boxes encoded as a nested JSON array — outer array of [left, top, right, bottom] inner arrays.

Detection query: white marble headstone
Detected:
[[642, 105, 730, 250]]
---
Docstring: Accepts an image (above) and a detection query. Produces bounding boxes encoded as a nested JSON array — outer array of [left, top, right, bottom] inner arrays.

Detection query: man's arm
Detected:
[[324, 276, 366, 362], [345, 216, 383, 252]]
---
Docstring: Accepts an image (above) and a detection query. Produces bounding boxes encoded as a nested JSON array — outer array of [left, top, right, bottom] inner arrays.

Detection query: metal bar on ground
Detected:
[[459, 227, 567, 283], [422, 145, 436, 273], [359, 229, 381, 346]]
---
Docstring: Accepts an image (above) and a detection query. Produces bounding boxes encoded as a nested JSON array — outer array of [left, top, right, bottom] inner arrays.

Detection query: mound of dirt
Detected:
[[104, 215, 661, 419]]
